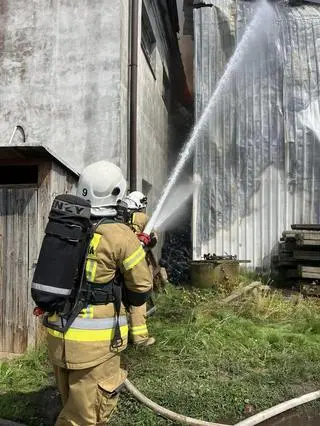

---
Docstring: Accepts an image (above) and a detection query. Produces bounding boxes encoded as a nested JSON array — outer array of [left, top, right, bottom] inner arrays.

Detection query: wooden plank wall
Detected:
[[32, 161, 77, 348], [51, 160, 77, 197], [0, 159, 77, 354], [37, 161, 76, 244], [0, 187, 37, 353]]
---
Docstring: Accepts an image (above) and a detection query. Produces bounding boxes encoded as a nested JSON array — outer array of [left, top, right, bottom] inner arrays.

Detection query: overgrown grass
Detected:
[[0, 346, 56, 426], [1, 284, 320, 425], [0, 346, 50, 391]]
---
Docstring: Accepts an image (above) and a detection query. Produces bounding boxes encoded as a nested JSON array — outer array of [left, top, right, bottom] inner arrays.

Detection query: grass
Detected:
[[0, 346, 56, 426], [1, 283, 320, 425]]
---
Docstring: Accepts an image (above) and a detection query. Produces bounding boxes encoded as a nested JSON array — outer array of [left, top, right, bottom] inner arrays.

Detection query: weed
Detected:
[[1, 284, 320, 425]]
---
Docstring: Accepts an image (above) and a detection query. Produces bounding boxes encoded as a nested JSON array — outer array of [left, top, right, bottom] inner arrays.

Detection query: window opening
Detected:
[[0, 165, 38, 185]]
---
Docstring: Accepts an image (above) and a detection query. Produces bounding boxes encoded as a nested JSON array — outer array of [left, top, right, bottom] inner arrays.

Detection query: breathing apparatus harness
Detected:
[[31, 194, 126, 350]]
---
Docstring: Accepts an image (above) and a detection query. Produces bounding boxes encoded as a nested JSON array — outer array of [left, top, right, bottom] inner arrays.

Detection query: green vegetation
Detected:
[[0, 346, 55, 426], [1, 283, 320, 425]]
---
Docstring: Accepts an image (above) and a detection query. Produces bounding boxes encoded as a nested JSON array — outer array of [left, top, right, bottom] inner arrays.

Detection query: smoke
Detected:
[[153, 176, 201, 231]]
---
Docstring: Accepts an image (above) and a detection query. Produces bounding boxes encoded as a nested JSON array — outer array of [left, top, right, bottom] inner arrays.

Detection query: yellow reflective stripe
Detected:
[[123, 245, 145, 271], [86, 233, 101, 281], [79, 308, 87, 318], [80, 307, 87, 319], [87, 305, 93, 319], [130, 213, 138, 232], [90, 261, 98, 282], [86, 259, 94, 281], [87, 233, 102, 259], [48, 316, 127, 330], [78, 306, 92, 318], [48, 314, 58, 322], [47, 324, 128, 342], [131, 325, 148, 332], [131, 325, 148, 336]]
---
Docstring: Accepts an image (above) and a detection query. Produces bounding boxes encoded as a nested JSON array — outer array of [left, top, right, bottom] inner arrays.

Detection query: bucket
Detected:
[[190, 260, 240, 289]]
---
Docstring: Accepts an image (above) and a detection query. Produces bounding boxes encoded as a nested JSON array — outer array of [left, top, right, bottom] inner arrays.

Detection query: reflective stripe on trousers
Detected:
[[130, 324, 148, 336]]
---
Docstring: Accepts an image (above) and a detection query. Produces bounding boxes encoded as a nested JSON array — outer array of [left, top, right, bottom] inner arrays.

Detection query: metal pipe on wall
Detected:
[[129, 0, 139, 191]]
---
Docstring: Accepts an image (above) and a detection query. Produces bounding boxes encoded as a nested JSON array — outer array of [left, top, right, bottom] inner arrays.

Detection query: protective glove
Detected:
[[137, 232, 151, 247], [149, 232, 158, 248]]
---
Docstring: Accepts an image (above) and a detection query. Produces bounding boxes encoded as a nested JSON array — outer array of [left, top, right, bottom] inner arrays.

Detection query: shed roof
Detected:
[[0, 144, 79, 176]]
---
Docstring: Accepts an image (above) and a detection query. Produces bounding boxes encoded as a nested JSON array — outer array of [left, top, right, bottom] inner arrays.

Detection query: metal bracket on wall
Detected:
[[8, 125, 26, 144]]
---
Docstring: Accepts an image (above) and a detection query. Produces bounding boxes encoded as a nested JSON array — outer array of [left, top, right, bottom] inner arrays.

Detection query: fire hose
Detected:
[[124, 380, 320, 426], [139, 283, 320, 423], [124, 379, 228, 426], [135, 243, 320, 426]]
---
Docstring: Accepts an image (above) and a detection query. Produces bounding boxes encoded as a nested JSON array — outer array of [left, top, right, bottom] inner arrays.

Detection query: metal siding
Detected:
[[194, 2, 320, 268]]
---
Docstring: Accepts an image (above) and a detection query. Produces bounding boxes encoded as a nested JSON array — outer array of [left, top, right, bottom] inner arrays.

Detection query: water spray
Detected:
[[124, 3, 316, 426], [299, 100, 320, 141], [154, 177, 201, 231], [145, 0, 276, 236]]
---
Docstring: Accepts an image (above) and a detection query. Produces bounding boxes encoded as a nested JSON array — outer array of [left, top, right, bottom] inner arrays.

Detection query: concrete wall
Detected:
[[137, 52, 169, 213], [135, 0, 174, 214], [0, 0, 123, 174], [177, 0, 194, 94], [0, 0, 187, 206], [120, 0, 130, 176]]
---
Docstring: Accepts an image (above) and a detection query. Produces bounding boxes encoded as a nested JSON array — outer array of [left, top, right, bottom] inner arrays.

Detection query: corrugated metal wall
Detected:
[[193, 1, 320, 269]]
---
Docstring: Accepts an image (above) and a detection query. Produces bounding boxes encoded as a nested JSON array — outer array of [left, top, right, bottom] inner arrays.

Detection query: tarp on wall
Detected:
[[194, 1, 320, 268]]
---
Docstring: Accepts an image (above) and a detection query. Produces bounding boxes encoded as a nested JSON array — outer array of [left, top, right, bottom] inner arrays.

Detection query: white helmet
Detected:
[[76, 160, 127, 215], [124, 191, 147, 210]]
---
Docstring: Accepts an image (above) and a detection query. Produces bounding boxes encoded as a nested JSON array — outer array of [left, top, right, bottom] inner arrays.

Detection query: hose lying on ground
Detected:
[[233, 390, 320, 426], [124, 379, 230, 426], [138, 282, 320, 424], [146, 306, 157, 317], [124, 380, 320, 426]]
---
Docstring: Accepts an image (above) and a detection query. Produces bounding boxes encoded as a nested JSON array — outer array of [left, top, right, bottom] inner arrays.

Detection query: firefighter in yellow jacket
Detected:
[[123, 191, 157, 347], [46, 161, 152, 426]]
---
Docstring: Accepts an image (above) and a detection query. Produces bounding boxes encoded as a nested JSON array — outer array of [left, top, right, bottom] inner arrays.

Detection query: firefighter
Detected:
[[123, 191, 157, 347], [46, 161, 152, 426]]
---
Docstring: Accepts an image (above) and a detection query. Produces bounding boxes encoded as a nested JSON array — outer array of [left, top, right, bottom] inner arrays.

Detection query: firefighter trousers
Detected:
[[53, 354, 124, 426]]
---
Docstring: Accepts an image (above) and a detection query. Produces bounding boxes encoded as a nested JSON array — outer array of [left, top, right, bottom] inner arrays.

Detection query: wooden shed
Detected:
[[0, 145, 78, 356]]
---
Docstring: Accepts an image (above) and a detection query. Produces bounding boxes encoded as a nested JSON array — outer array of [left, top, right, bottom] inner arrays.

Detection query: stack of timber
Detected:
[[277, 224, 320, 294]]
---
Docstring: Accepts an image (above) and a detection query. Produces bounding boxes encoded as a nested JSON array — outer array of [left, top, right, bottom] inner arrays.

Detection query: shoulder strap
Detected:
[[92, 216, 124, 226], [61, 217, 104, 322]]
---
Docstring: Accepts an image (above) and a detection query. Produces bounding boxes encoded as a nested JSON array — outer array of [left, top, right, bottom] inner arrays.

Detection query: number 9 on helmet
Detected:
[[76, 160, 127, 215]]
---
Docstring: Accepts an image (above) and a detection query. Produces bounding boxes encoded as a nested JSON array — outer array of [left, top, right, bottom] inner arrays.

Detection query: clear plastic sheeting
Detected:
[[193, 1, 320, 268]]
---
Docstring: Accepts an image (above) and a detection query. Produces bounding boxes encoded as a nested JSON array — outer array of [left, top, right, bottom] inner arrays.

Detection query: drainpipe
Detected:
[[129, 0, 139, 191]]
